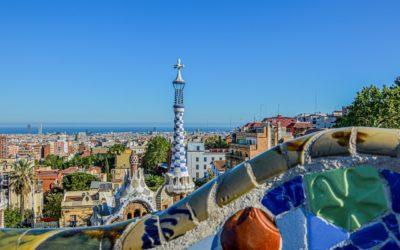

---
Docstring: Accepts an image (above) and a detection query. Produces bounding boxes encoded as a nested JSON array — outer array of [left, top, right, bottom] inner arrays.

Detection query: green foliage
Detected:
[[145, 174, 165, 191], [336, 84, 400, 128], [62, 172, 99, 191], [9, 160, 34, 219], [4, 208, 23, 228], [194, 171, 215, 188], [204, 135, 228, 149], [143, 136, 170, 174], [4, 208, 33, 228], [41, 144, 124, 172], [43, 190, 63, 219], [109, 144, 126, 155]]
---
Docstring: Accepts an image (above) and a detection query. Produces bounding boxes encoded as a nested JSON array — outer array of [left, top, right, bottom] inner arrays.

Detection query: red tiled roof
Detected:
[[262, 115, 297, 128]]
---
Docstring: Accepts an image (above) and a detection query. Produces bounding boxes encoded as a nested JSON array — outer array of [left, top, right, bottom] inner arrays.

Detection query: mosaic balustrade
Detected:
[[1, 127, 400, 249]]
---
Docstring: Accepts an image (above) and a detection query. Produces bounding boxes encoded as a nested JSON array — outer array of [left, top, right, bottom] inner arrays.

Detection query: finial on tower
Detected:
[[173, 58, 185, 84]]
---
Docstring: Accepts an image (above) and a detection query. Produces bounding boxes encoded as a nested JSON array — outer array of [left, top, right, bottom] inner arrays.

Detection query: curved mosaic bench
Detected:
[[1, 127, 400, 250]]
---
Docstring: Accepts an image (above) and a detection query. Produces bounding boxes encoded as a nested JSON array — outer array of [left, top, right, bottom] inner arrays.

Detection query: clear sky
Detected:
[[1, 0, 399, 126]]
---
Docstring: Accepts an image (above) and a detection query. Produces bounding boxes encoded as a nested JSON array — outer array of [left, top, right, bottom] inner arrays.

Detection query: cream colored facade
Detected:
[[115, 149, 132, 169], [60, 190, 112, 227]]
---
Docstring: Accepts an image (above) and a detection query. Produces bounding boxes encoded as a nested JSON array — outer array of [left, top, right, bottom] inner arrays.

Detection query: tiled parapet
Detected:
[[121, 215, 164, 249], [309, 127, 353, 158], [247, 146, 289, 184], [306, 212, 348, 250], [304, 166, 388, 231], [380, 169, 400, 213], [219, 207, 281, 250], [382, 213, 400, 241], [350, 222, 389, 249], [261, 176, 305, 215], [356, 127, 400, 157], [216, 162, 258, 206], [275, 207, 307, 250], [2, 127, 400, 250]]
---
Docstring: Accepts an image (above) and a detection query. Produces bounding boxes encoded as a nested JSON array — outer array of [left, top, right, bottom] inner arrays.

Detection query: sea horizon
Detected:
[[0, 123, 234, 135]]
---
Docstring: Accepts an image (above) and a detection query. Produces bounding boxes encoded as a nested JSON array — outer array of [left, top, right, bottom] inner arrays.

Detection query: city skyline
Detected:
[[1, 1, 399, 124]]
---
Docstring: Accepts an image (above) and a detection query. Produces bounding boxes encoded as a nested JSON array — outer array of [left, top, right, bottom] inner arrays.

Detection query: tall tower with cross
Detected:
[[165, 59, 195, 201]]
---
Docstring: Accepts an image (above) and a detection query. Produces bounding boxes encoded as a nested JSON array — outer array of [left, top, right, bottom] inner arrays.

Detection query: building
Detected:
[[60, 190, 107, 227], [295, 111, 342, 129], [115, 149, 133, 169], [91, 153, 155, 225], [210, 160, 227, 177], [227, 124, 271, 167], [35, 168, 61, 193], [0, 136, 8, 159], [186, 142, 226, 179]]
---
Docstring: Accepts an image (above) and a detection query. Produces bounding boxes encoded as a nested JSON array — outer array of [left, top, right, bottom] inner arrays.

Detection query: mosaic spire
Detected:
[[170, 58, 188, 175], [166, 59, 194, 196]]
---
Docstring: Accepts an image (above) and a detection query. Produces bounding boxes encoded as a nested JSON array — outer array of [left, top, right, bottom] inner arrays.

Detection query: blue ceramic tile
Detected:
[[276, 207, 307, 250], [382, 213, 400, 241], [261, 176, 305, 215], [381, 240, 400, 250], [306, 212, 348, 250], [333, 244, 359, 250], [350, 223, 388, 249], [380, 169, 400, 213]]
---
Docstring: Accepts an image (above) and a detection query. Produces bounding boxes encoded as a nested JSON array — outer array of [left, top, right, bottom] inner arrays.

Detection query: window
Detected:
[[196, 146, 200, 151], [196, 157, 199, 162], [196, 164, 199, 170], [211, 157, 215, 161], [196, 172, 199, 178], [204, 157, 207, 162], [134, 209, 141, 218], [204, 165, 207, 170], [219, 157, 222, 160]]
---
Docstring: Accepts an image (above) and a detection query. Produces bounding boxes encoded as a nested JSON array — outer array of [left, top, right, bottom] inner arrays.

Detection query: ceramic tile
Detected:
[[381, 240, 400, 250], [220, 207, 281, 250], [382, 213, 400, 241], [305, 166, 388, 231], [261, 176, 304, 215], [350, 223, 388, 249], [276, 207, 307, 250], [306, 212, 348, 250], [380, 169, 400, 213]]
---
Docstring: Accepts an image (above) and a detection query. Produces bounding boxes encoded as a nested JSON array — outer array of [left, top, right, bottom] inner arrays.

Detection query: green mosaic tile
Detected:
[[304, 166, 388, 231]]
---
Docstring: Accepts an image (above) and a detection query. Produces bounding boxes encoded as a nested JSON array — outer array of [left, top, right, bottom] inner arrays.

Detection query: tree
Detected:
[[142, 136, 170, 174], [4, 208, 22, 228], [109, 144, 126, 155], [62, 172, 99, 191], [205, 135, 228, 149], [194, 171, 215, 188], [394, 76, 400, 87], [9, 160, 35, 220], [336, 85, 400, 128], [145, 174, 165, 191], [43, 191, 63, 220], [43, 154, 64, 169]]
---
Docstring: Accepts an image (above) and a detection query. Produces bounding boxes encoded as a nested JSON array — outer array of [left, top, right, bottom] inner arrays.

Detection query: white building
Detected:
[[186, 142, 226, 179], [296, 111, 343, 129]]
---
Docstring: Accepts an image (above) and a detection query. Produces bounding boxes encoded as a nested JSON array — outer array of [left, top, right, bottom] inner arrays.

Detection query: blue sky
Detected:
[[0, 1, 399, 126]]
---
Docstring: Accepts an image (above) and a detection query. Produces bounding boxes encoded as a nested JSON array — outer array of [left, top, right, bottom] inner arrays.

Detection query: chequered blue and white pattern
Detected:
[[170, 107, 189, 175]]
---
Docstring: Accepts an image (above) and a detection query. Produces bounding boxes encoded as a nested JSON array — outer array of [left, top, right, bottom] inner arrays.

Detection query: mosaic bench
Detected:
[[1, 127, 400, 250]]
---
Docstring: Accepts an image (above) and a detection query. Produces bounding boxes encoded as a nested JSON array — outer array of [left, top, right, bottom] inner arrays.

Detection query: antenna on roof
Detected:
[[277, 104, 280, 116], [314, 91, 318, 114]]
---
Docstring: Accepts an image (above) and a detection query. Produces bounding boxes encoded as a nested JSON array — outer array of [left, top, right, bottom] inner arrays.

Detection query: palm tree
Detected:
[[9, 159, 35, 221]]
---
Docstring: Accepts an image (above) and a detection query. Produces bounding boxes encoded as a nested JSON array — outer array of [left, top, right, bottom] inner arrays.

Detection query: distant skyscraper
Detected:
[[165, 59, 194, 201], [27, 124, 32, 134], [38, 124, 43, 135]]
